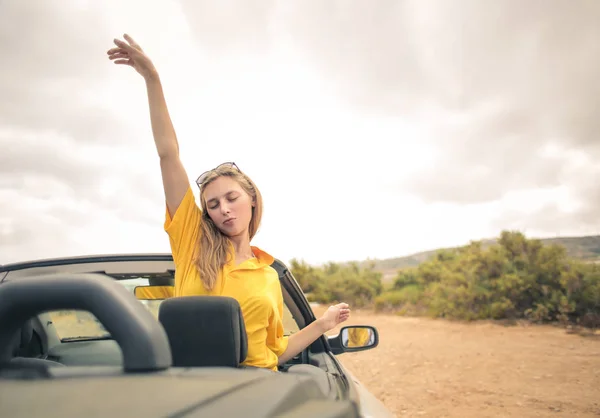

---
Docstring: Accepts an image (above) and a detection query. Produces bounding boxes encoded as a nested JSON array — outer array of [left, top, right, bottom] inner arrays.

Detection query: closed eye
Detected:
[[207, 193, 239, 210]]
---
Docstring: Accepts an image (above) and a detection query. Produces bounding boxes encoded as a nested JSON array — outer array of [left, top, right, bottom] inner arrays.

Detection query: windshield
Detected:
[[49, 277, 165, 341], [49, 277, 299, 341]]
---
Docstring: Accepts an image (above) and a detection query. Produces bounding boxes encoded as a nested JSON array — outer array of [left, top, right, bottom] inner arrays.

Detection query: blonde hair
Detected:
[[348, 328, 370, 347], [194, 165, 263, 290]]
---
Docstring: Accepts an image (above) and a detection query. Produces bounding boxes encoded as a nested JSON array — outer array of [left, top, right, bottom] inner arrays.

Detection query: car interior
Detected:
[[0, 258, 378, 405], [6, 294, 333, 395], [1, 270, 378, 418]]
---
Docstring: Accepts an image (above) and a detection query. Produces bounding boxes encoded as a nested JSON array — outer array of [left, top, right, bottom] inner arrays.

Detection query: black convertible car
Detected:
[[0, 254, 394, 418]]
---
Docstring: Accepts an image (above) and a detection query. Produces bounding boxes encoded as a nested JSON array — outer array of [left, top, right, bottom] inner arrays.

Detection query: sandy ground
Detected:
[[315, 307, 600, 418]]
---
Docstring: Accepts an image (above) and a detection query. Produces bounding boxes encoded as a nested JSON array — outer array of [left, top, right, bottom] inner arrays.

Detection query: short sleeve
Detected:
[[266, 290, 289, 357], [164, 185, 202, 265]]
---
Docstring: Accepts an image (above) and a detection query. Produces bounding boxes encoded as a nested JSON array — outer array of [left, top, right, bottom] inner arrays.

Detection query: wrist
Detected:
[[314, 317, 329, 333], [144, 68, 160, 83]]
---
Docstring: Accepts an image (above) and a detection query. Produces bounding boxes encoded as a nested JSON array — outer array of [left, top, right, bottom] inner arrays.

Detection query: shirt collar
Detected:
[[225, 244, 275, 271]]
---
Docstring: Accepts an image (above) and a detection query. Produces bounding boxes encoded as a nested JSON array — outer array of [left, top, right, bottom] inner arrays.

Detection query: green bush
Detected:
[[289, 260, 383, 308], [374, 285, 423, 312], [291, 231, 600, 327]]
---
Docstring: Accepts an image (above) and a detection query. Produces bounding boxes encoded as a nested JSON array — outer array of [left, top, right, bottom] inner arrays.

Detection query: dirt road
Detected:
[[317, 307, 600, 417]]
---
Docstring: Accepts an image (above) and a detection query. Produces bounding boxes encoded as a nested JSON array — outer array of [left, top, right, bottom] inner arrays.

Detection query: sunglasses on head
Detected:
[[195, 162, 240, 188]]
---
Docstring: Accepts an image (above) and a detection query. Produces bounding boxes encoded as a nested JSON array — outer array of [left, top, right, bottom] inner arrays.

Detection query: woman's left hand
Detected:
[[318, 303, 351, 332]]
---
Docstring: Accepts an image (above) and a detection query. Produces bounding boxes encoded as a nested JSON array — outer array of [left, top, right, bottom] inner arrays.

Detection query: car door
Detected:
[[272, 259, 352, 399]]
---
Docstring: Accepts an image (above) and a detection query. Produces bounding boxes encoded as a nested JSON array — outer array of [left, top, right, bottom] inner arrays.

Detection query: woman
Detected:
[[347, 327, 371, 348], [107, 34, 351, 371]]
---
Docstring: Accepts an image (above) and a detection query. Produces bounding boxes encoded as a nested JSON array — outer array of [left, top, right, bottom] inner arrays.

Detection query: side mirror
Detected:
[[134, 285, 174, 300], [328, 325, 379, 355]]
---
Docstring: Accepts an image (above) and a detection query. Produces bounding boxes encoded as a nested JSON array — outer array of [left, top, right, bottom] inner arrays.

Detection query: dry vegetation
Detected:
[[293, 231, 600, 330]]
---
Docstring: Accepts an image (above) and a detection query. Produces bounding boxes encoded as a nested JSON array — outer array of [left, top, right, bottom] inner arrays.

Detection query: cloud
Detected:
[[277, 1, 600, 118], [2, 0, 598, 265], [400, 102, 566, 203], [0, 129, 104, 188], [262, 0, 600, 235], [179, 0, 600, 197], [0, 0, 132, 142], [180, 0, 431, 109], [0, 126, 167, 261], [0, 0, 184, 263], [275, 0, 430, 112], [490, 149, 600, 235], [178, 0, 276, 52]]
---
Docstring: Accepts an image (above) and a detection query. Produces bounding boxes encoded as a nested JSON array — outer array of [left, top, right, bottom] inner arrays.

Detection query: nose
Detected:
[[219, 201, 231, 215]]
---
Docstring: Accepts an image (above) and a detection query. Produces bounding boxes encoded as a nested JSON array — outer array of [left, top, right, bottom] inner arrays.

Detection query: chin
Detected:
[[219, 227, 242, 238]]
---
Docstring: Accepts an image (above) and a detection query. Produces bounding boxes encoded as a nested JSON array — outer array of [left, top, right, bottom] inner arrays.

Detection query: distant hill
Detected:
[[360, 235, 600, 281]]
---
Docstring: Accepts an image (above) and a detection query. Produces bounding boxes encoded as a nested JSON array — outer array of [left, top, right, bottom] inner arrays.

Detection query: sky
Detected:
[[1, 0, 599, 266]]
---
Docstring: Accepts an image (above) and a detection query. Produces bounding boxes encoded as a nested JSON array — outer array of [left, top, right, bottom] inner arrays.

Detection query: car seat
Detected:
[[158, 296, 248, 368], [4, 319, 64, 369]]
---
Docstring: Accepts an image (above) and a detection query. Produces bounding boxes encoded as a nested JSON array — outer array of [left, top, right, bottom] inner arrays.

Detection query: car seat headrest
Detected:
[[9, 319, 33, 357], [158, 296, 248, 368]]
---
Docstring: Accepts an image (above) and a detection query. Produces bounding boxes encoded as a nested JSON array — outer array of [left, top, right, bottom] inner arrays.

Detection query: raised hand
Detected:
[[107, 34, 157, 80], [318, 303, 351, 332]]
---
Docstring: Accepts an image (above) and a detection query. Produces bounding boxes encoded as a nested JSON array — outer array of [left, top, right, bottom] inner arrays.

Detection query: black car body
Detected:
[[0, 254, 394, 417]]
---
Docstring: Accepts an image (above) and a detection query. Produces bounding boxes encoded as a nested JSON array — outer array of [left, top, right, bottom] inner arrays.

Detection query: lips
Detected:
[[223, 218, 235, 226]]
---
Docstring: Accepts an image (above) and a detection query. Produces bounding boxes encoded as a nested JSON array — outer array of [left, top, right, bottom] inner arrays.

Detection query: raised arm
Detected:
[[108, 34, 189, 217]]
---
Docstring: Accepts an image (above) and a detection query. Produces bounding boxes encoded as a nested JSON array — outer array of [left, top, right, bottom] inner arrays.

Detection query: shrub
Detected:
[[290, 231, 600, 327], [374, 285, 423, 312]]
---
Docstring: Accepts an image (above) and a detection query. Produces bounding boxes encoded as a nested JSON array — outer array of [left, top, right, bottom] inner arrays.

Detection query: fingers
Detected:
[[108, 51, 129, 60], [107, 49, 131, 66], [112, 37, 136, 53], [123, 33, 142, 50], [107, 46, 129, 59], [328, 302, 351, 323], [339, 312, 350, 323], [337, 302, 351, 322], [337, 303, 350, 322], [107, 34, 144, 68], [113, 59, 133, 67], [335, 303, 350, 314], [329, 303, 350, 314]]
